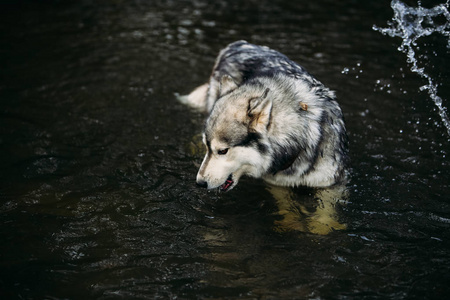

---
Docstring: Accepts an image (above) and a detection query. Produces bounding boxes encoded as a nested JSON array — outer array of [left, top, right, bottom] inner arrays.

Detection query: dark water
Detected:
[[1, 0, 449, 299]]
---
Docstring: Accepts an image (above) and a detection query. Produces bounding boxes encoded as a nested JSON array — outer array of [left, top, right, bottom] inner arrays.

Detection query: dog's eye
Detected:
[[218, 148, 228, 155]]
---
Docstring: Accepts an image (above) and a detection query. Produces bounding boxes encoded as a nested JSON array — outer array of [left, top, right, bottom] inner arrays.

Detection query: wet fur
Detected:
[[180, 41, 349, 191]]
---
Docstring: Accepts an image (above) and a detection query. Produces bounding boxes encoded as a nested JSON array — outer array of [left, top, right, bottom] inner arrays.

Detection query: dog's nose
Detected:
[[196, 180, 208, 188]]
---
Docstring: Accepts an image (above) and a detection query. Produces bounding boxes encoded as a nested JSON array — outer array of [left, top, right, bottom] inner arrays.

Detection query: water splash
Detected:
[[373, 0, 450, 138]]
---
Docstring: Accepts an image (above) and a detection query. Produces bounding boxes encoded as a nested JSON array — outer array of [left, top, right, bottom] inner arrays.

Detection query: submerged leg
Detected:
[[268, 184, 348, 235]]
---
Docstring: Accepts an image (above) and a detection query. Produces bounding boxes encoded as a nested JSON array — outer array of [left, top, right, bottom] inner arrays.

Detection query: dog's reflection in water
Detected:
[[268, 184, 348, 235]]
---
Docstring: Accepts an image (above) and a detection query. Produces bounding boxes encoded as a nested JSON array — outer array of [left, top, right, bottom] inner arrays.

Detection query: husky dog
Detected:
[[179, 41, 349, 192]]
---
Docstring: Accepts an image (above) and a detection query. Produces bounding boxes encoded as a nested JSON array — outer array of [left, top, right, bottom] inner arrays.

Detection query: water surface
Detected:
[[1, 0, 449, 299]]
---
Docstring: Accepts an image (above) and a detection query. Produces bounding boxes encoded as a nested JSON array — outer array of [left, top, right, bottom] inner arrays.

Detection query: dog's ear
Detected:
[[219, 75, 238, 97], [248, 88, 272, 132]]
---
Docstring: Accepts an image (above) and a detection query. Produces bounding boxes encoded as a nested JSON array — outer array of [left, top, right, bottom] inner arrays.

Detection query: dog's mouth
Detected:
[[220, 174, 234, 192]]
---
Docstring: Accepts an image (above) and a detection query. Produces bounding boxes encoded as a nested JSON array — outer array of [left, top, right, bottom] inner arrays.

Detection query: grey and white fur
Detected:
[[179, 40, 349, 192]]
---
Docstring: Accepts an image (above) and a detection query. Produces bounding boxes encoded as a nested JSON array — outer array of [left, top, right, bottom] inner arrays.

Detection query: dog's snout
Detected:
[[196, 179, 208, 188]]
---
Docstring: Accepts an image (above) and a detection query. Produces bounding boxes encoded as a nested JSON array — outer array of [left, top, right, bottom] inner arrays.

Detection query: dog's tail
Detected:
[[176, 83, 209, 111]]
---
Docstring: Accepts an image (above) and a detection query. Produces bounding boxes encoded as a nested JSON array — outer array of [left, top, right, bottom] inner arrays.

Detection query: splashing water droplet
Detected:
[[373, 0, 450, 138]]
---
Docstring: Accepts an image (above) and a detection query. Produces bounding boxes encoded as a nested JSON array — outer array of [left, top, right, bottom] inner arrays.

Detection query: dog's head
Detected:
[[196, 76, 272, 192]]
